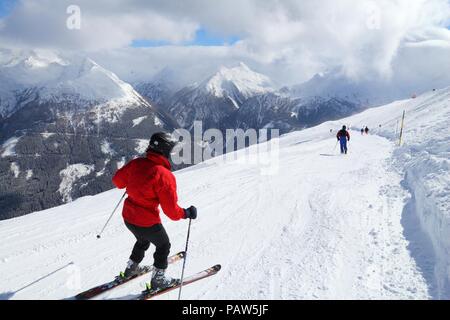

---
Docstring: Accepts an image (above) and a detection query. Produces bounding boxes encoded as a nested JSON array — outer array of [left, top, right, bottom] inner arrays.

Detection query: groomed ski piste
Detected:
[[0, 87, 449, 300]]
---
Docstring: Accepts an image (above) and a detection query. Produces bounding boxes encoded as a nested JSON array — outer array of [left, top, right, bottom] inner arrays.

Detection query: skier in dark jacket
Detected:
[[364, 126, 369, 134], [336, 125, 350, 154], [112, 132, 197, 291]]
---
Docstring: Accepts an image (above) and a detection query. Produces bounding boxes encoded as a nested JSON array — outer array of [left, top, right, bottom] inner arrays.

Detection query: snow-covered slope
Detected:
[[342, 87, 450, 298], [0, 87, 449, 300]]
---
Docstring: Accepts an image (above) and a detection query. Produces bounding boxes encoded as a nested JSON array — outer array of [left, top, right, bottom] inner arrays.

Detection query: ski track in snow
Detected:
[[1, 88, 449, 300]]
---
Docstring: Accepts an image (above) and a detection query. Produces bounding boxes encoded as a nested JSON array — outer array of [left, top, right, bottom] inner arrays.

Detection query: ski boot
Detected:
[[119, 260, 146, 280], [146, 268, 180, 292]]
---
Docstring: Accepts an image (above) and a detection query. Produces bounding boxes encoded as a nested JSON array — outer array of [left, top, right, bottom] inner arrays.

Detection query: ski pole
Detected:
[[333, 139, 338, 152], [96, 191, 126, 239], [178, 218, 192, 300], [399, 110, 406, 146]]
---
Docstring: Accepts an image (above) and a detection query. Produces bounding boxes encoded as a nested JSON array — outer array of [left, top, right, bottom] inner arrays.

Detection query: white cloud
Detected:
[[0, 0, 198, 50], [0, 0, 449, 88]]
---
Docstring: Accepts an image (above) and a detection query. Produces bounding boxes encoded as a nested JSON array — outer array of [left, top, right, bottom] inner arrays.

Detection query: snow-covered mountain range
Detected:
[[287, 69, 399, 107], [164, 63, 275, 130], [0, 49, 175, 219], [0, 49, 430, 220], [0, 49, 147, 119], [137, 62, 364, 132]]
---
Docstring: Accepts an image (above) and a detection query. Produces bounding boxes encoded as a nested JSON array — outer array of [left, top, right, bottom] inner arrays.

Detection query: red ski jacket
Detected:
[[112, 152, 185, 227], [336, 130, 350, 141]]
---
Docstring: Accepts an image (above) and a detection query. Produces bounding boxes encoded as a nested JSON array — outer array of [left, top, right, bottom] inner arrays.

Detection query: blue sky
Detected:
[[0, 0, 17, 18], [132, 28, 240, 47]]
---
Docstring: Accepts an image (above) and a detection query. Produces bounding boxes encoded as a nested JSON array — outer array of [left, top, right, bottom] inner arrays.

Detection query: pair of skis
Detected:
[[137, 264, 221, 300], [74, 251, 220, 300]]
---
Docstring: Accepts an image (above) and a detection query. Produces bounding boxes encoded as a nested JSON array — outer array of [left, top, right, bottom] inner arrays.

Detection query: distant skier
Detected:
[[364, 126, 369, 134], [336, 125, 350, 154], [112, 132, 197, 291], [360, 128, 364, 135]]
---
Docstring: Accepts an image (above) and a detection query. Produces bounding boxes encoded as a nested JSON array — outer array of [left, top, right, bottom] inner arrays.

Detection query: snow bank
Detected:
[[400, 150, 450, 298], [392, 88, 450, 298], [337, 86, 450, 298]]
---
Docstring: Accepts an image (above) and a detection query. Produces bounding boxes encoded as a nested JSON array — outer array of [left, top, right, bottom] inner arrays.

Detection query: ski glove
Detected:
[[184, 206, 197, 220]]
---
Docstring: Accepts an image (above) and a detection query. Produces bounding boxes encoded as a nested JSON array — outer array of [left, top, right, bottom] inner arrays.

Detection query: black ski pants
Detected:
[[125, 222, 171, 269]]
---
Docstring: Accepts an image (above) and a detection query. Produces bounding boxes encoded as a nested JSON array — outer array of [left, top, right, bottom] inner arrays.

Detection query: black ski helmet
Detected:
[[342, 125, 347, 130], [146, 132, 178, 158]]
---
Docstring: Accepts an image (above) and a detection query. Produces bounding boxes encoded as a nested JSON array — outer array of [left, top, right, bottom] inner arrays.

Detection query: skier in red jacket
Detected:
[[112, 132, 197, 290]]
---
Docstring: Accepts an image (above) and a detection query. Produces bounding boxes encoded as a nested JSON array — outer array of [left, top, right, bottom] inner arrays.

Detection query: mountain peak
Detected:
[[217, 62, 250, 74], [204, 62, 273, 98], [0, 49, 145, 117]]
